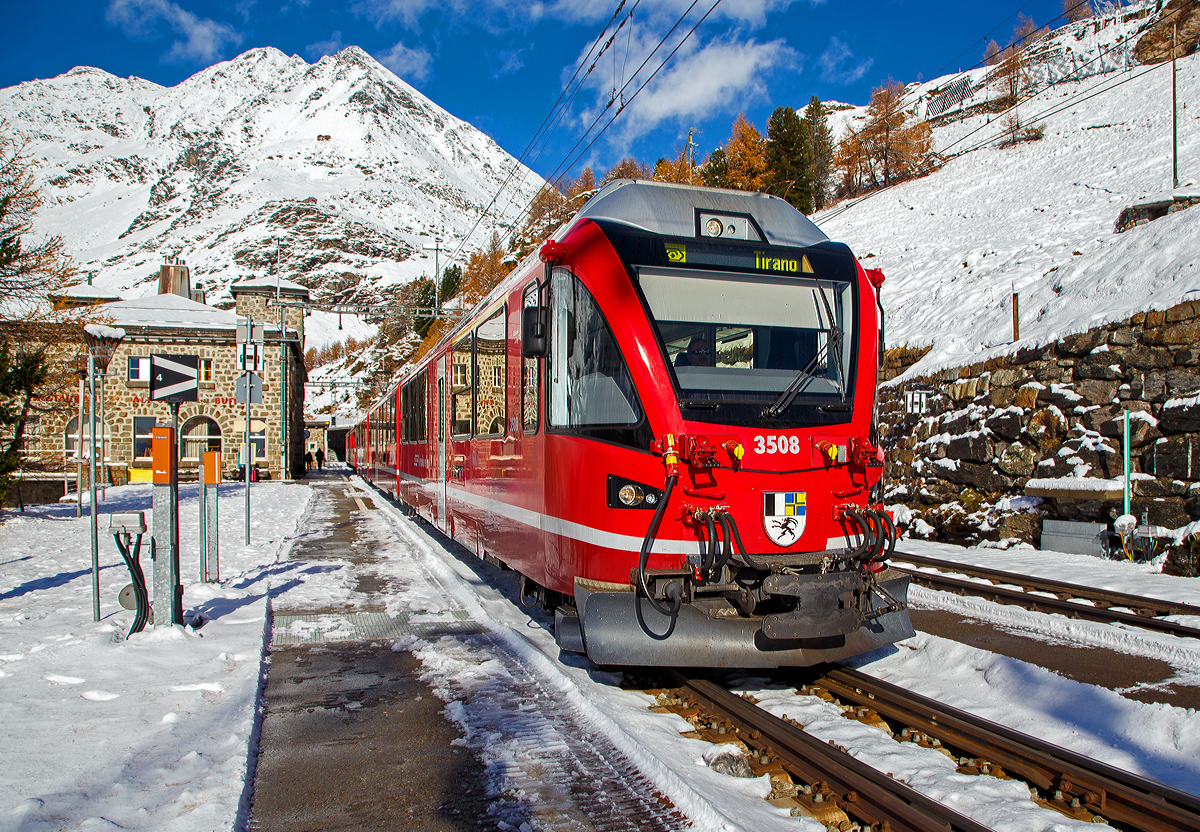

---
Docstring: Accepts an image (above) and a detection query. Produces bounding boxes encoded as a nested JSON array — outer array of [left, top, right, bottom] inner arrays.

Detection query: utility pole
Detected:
[[1173, 22, 1179, 189], [685, 128, 696, 183]]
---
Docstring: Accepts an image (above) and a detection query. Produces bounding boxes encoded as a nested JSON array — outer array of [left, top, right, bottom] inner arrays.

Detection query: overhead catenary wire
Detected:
[[496, 0, 724, 248], [443, 0, 637, 270]]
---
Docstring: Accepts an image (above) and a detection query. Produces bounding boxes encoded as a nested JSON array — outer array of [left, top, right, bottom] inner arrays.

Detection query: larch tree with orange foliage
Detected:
[[724, 114, 768, 191], [835, 79, 937, 197]]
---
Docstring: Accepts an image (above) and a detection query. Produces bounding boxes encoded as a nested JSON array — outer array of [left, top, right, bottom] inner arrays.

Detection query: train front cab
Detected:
[[405, 180, 912, 668], [546, 184, 911, 666]]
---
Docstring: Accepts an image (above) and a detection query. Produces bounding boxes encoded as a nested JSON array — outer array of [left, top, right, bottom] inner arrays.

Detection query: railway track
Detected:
[[891, 550, 1200, 641], [812, 666, 1200, 832], [661, 668, 1200, 832], [663, 672, 993, 832]]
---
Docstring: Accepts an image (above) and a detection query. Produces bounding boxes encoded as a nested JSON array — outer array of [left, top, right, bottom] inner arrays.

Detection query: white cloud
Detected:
[[572, 28, 797, 148], [375, 40, 434, 83], [817, 35, 873, 84], [305, 31, 345, 61], [106, 0, 243, 65]]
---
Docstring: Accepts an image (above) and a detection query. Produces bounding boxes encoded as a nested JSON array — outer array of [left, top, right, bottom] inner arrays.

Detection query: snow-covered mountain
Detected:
[[0, 46, 544, 347], [818, 1, 1200, 380]]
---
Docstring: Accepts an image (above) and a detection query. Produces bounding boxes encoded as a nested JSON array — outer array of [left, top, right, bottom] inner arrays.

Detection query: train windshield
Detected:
[[638, 266, 853, 404]]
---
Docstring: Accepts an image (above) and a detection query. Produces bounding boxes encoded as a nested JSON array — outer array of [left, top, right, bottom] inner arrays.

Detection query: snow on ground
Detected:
[[817, 5, 1200, 380], [5, 473, 1200, 831], [0, 480, 313, 832]]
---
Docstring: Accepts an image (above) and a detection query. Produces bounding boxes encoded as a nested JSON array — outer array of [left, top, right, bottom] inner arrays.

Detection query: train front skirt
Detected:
[[557, 569, 914, 668]]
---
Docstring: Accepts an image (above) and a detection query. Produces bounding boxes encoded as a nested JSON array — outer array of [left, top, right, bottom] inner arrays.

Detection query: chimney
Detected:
[[158, 258, 192, 299]]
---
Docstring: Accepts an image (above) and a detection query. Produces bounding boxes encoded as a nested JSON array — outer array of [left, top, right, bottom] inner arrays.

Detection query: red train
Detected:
[[351, 180, 912, 667]]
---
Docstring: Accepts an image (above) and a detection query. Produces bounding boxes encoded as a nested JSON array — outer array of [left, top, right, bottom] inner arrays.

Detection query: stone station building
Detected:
[[15, 267, 308, 488]]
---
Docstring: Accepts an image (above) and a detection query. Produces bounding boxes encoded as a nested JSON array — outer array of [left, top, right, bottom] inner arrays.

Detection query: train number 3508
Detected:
[[753, 435, 801, 455]]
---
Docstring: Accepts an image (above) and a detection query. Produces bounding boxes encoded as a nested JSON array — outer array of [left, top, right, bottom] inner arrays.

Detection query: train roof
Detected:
[[557, 179, 829, 249]]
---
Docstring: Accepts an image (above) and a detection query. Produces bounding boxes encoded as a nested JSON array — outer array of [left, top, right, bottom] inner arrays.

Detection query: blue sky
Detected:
[[5, 0, 1076, 180]]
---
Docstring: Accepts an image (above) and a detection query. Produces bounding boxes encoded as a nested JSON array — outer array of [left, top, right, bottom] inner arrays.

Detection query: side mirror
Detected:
[[521, 306, 548, 358]]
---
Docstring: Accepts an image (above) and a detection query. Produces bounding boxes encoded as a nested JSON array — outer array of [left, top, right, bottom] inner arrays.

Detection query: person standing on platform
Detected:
[[315, 448, 325, 470]]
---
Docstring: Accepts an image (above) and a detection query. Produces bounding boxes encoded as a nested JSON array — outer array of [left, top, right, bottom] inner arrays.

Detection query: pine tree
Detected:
[[764, 106, 813, 213], [439, 263, 462, 303], [700, 148, 732, 188], [803, 96, 834, 211], [724, 114, 768, 191]]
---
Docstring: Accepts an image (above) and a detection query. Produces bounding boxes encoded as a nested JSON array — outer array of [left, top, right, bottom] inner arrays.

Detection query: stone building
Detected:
[[12, 266, 308, 488]]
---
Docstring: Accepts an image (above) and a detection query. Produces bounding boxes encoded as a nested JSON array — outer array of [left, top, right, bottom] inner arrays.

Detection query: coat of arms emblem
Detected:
[[763, 491, 806, 547]]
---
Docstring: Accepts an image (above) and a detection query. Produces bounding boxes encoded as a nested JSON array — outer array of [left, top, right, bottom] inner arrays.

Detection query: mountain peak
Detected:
[[0, 46, 543, 351]]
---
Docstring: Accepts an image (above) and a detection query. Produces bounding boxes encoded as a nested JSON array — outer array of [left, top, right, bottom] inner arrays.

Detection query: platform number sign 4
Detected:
[[150, 354, 199, 402]]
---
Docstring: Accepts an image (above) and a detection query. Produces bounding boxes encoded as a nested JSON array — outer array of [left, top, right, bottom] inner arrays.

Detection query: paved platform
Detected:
[[248, 472, 493, 832]]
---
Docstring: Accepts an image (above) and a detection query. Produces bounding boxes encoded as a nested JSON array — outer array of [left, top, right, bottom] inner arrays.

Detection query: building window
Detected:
[[181, 416, 221, 460], [127, 356, 149, 382], [64, 416, 111, 460], [450, 334, 472, 437], [198, 357, 214, 383], [475, 305, 506, 436], [133, 416, 156, 459], [522, 282, 539, 434]]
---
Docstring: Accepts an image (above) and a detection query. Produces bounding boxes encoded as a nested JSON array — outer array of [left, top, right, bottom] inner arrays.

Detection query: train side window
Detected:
[[402, 371, 428, 442], [548, 267, 644, 428], [475, 305, 506, 436], [522, 282, 539, 434], [451, 334, 473, 437]]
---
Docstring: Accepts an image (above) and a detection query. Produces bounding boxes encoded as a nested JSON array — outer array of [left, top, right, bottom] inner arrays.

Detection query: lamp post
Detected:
[[83, 324, 125, 623]]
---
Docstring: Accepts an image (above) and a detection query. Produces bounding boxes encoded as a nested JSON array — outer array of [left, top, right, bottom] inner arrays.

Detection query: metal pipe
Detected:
[[89, 352, 99, 622]]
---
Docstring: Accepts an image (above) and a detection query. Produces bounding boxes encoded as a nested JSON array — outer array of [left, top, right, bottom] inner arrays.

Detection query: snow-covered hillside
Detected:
[[818, 2, 1200, 380], [0, 46, 544, 348]]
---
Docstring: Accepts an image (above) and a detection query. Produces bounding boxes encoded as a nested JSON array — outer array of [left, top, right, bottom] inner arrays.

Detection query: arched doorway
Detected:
[[181, 416, 222, 461]]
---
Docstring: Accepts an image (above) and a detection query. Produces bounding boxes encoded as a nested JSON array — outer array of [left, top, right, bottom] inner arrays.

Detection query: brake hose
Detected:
[[636, 475, 680, 618], [871, 508, 897, 561], [701, 512, 718, 573], [720, 511, 770, 571], [844, 509, 875, 561]]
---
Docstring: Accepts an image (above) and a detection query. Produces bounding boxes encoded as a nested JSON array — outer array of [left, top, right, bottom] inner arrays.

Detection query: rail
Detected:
[[891, 550, 1200, 641], [666, 673, 994, 832], [811, 666, 1200, 832]]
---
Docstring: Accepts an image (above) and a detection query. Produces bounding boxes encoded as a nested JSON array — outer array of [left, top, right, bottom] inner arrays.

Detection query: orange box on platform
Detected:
[[203, 450, 221, 485], [152, 427, 175, 483]]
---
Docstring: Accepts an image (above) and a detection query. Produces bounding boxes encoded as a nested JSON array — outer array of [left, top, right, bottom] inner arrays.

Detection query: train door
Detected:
[[436, 355, 447, 529]]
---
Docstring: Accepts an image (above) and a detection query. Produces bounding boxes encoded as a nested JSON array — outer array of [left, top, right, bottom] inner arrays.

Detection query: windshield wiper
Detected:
[[762, 281, 846, 418]]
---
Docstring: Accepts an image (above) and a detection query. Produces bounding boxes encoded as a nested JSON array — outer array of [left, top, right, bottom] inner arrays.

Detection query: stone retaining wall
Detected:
[[877, 300, 1200, 545]]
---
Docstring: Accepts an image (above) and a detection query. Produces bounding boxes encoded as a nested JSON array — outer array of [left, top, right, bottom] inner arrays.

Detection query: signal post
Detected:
[[151, 426, 183, 626]]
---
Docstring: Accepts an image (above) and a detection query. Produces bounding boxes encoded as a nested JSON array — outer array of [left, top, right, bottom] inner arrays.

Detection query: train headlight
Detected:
[[705, 217, 724, 237], [618, 484, 644, 507], [607, 475, 663, 509]]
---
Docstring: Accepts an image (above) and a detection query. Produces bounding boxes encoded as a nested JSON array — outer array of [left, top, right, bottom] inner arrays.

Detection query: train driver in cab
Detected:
[[675, 337, 713, 367]]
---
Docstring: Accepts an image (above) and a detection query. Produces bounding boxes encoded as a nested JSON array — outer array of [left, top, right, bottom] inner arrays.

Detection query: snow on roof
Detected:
[[230, 276, 311, 296], [100, 293, 240, 331], [56, 284, 123, 300]]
